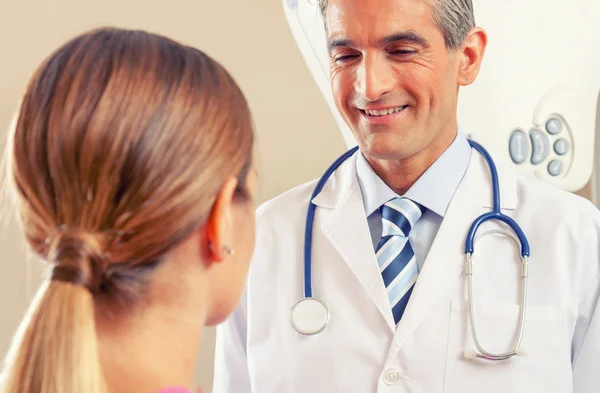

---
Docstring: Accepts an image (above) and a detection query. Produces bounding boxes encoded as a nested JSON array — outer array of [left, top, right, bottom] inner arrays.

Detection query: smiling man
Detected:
[[325, 0, 480, 193], [214, 0, 600, 392]]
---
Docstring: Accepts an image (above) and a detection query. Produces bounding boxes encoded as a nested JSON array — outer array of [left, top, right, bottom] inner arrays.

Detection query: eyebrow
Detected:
[[327, 31, 427, 53], [327, 38, 355, 52], [380, 31, 427, 46]]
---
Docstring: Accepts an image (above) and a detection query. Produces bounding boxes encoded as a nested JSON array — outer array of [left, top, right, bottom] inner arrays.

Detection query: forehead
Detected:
[[326, 0, 435, 41]]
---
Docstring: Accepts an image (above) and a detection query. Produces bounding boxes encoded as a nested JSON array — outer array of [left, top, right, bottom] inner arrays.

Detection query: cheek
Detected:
[[243, 221, 256, 264], [400, 67, 435, 96], [236, 210, 256, 275], [331, 68, 352, 108], [397, 64, 450, 110], [242, 208, 256, 244], [206, 208, 256, 326]]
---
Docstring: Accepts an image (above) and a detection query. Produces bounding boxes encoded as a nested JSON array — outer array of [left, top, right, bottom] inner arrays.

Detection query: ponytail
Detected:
[[0, 232, 108, 393]]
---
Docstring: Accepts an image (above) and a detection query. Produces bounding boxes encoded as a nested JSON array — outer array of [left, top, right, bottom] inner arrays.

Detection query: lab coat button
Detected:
[[382, 369, 401, 385]]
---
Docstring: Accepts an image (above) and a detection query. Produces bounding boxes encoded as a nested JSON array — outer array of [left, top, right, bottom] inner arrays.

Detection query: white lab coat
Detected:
[[214, 147, 600, 393]]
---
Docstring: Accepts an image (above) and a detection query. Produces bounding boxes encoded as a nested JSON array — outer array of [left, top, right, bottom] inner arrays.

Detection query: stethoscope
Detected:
[[290, 139, 530, 362]]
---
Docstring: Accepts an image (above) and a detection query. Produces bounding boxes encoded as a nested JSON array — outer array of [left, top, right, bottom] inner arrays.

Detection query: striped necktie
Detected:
[[376, 197, 426, 325]]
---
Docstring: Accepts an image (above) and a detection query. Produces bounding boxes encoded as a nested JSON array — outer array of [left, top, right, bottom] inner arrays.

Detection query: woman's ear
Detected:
[[457, 27, 488, 87], [204, 177, 239, 263]]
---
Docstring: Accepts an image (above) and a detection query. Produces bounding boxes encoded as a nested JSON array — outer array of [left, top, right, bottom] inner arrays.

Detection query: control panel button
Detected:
[[508, 129, 528, 165], [545, 118, 563, 135], [529, 129, 550, 165], [548, 160, 563, 177], [554, 139, 569, 156]]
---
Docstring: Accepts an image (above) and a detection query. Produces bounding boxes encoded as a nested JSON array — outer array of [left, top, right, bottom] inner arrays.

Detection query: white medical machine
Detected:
[[282, 0, 600, 196]]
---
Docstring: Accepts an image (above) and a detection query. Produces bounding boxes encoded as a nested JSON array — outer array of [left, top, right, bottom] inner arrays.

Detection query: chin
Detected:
[[359, 132, 421, 161]]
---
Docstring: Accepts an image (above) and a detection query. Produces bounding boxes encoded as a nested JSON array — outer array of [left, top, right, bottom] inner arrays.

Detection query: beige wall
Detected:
[[0, 0, 344, 391], [0, 1, 596, 392]]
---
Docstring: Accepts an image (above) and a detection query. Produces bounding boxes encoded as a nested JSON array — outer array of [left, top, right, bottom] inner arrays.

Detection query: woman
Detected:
[[0, 27, 256, 393]]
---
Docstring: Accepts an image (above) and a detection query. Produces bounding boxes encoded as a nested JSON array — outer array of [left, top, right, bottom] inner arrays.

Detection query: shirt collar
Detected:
[[356, 131, 471, 218]]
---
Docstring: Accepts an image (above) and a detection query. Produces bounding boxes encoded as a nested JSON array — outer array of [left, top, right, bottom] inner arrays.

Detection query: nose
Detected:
[[355, 53, 394, 102]]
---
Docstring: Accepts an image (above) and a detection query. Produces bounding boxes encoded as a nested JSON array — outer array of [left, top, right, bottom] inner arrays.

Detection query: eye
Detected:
[[335, 54, 360, 63], [331, 50, 361, 64], [389, 49, 417, 56]]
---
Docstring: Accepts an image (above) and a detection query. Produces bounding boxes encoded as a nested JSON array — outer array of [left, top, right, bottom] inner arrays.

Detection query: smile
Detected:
[[360, 106, 408, 117]]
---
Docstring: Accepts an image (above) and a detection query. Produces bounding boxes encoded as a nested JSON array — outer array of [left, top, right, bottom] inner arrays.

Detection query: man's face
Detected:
[[326, 0, 464, 161]]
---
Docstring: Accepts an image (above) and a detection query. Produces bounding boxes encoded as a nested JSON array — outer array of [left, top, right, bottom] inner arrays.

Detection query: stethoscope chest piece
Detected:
[[290, 298, 330, 335]]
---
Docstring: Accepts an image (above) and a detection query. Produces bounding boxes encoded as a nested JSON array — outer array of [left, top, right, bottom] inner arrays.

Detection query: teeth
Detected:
[[365, 106, 405, 116]]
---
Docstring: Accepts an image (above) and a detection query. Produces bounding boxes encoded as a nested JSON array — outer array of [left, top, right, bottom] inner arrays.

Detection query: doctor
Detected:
[[214, 0, 600, 392]]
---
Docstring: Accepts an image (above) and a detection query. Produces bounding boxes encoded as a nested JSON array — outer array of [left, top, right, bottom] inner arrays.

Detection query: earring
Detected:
[[209, 242, 236, 256], [224, 244, 236, 255]]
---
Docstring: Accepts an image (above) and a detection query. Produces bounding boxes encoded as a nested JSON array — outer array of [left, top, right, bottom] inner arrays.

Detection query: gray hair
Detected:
[[317, 0, 475, 49]]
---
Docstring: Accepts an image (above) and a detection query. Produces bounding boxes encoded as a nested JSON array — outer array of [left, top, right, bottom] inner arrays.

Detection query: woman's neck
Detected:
[[95, 239, 211, 393], [96, 304, 204, 393]]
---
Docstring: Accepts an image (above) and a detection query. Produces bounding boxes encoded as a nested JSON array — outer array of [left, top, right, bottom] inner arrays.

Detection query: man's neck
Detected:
[[365, 129, 458, 195]]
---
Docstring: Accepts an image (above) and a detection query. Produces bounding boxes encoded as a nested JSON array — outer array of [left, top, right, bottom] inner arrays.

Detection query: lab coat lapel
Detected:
[[391, 147, 518, 349], [312, 152, 396, 332]]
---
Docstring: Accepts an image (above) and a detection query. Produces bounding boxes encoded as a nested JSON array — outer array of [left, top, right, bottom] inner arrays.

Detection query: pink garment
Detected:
[[156, 388, 197, 393]]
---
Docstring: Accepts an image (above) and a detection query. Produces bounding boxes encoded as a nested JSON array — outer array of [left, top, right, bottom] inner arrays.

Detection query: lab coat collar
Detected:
[[311, 150, 359, 209], [311, 141, 518, 212], [311, 150, 397, 330], [356, 131, 472, 219]]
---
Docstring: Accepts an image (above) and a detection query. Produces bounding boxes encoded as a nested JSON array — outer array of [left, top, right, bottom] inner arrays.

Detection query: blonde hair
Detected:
[[1, 27, 254, 393]]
